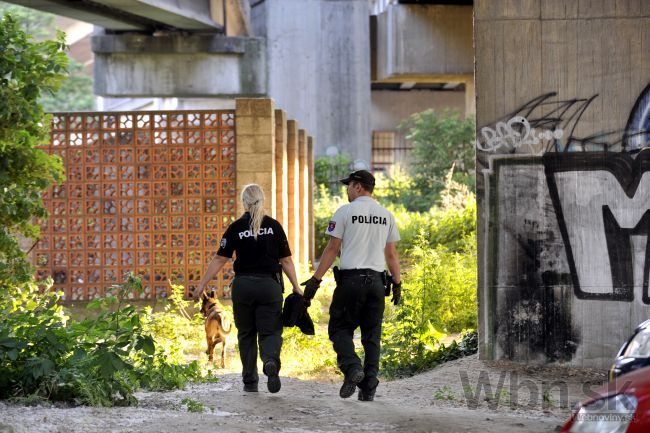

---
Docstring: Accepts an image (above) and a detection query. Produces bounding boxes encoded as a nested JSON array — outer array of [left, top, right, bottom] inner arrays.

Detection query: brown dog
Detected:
[[200, 291, 232, 368]]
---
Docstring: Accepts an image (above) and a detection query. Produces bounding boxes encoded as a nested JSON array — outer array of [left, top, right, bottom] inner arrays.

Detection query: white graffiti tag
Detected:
[[476, 116, 564, 153]]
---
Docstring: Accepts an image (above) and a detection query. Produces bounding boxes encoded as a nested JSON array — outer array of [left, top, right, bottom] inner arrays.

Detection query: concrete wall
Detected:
[[371, 90, 465, 132], [252, 0, 371, 161], [374, 4, 473, 82], [475, 0, 650, 368]]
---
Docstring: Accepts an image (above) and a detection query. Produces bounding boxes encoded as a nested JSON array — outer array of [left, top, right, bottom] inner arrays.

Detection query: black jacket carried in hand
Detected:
[[282, 293, 315, 335]]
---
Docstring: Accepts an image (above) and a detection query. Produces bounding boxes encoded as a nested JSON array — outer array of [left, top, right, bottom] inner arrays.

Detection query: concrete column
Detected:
[[225, 0, 252, 36], [274, 109, 288, 227], [286, 120, 300, 260], [298, 129, 309, 265], [307, 136, 315, 265], [465, 77, 476, 117], [256, 0, 371, 159], [235, 98, 276, 217]]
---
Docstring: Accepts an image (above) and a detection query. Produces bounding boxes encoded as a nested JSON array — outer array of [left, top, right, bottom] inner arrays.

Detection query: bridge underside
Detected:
[[2, 0, 224, 31]]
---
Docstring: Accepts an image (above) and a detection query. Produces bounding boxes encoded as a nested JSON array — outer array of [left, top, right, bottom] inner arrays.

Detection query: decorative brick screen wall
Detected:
[[36, 111, 237, 300]]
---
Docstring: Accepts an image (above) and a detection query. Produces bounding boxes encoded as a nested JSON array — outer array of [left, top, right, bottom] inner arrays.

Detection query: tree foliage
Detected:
[[0, 13, 66, 285], [40, 59, 93, 111], [399, 109, 475, 208], [0, 2, 94, 112]]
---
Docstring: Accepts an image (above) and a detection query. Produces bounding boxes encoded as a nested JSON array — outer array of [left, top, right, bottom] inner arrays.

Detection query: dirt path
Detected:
[[0, 355, 606, 433]]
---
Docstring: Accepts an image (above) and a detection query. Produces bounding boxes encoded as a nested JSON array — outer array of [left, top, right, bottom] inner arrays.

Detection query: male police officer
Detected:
[[302, 170, 401, 401]]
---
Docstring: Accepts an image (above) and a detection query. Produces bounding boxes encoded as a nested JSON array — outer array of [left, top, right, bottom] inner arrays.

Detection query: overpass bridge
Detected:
[[4, 0, 475, 162]]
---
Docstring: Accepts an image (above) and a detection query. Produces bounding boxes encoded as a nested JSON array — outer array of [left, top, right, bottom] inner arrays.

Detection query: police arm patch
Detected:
[[327, 221, 336, 232]]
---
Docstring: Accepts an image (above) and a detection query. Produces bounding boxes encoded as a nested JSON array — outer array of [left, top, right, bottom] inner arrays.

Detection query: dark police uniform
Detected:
[[217, 212, 291, 388], [325, 196, 400, 394]]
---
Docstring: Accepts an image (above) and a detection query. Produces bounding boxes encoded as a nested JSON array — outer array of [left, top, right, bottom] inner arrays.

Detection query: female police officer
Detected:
[[192, 184, 302, 393]]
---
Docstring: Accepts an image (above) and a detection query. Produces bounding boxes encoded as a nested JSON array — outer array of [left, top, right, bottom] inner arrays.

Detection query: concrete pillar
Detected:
[[307, 136, 315, 265], [286, 120, 300, 260], [298, 129, 309, 265], [253, 0, 371, 159], [274, 109, 288, 227], [225, 0, 252, 36], [465, 77, 476, 117], [235, 98, 276, 217]]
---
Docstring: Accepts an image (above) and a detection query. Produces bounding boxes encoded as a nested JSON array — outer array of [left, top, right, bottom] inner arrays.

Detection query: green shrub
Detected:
[[388, 177, 476, 259], [381, 327, 478, 378], [406, 230, 477, 333], [379, 179, 477, 377], [314, 185, 347, 258], [373, 166, 431, 212], [0, 275, 211, 406], [142, 282, 209, 364], [399, 109, 475, 209], [314, 154, 352, 193]]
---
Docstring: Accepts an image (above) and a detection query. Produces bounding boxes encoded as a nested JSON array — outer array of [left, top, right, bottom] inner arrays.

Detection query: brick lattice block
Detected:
[[38, 111, 237, 301]]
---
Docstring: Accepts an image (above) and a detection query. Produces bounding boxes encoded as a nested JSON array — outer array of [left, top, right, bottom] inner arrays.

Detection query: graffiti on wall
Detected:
[[476, 91, 650, 156], [544, 150, 650, 304], [478, 85, 650, 361]]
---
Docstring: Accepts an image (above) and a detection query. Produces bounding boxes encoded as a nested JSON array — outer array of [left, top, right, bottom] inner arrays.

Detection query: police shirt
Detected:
[[325, 196, 400, 272], [217, 213, 292, 274]]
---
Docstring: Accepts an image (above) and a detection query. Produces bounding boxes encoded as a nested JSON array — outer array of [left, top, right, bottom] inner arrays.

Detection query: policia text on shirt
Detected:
[[302, 170, 402, 402]]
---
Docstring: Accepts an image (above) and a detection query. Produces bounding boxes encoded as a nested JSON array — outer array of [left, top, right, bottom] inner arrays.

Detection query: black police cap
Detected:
[[339, 170, 375, 187]]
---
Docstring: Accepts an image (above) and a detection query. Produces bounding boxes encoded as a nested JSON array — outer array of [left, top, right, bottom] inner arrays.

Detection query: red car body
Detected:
[[561, 366, 650, 432]]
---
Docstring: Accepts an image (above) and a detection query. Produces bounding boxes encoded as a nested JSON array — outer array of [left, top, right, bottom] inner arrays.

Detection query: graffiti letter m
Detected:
[[544, 152, 650, 304]]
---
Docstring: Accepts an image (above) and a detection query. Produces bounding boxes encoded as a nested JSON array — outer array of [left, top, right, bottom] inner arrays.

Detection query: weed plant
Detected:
[[0, 274, 215, 406]]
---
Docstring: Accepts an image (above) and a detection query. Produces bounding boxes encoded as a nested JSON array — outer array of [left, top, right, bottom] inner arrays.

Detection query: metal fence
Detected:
[[371, 130, 414, 174], [36, 111, 237, 300]]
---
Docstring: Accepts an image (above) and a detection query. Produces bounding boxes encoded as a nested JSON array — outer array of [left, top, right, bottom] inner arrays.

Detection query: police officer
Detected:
[[302, 170, 401, 401], [193, 184, 302, 394]]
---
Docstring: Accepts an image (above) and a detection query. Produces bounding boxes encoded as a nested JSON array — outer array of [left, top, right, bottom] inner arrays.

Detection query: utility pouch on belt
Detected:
[[382, 271, 391, 297], [333, 266, 341, 285]]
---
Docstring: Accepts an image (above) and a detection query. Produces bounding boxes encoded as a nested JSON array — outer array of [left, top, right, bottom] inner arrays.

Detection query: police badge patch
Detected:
[[327, 221, 336, 232], [220, 238, 227, 248]]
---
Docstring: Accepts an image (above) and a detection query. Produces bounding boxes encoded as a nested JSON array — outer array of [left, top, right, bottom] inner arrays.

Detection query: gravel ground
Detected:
[[0, 354, 607, 433]]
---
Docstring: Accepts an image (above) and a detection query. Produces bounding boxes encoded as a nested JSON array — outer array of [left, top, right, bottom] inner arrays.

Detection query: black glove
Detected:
[[389, 276, 402, 305], [301, 276, 321, 304]]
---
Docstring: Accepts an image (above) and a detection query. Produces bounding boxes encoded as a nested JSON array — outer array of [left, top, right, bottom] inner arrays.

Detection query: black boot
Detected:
[[358, 377, 379, 401], [264, 360, 281, 393], [340, 366, 364, 398]]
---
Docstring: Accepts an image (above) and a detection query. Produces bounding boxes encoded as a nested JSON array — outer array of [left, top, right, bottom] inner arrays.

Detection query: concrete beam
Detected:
[[4, 0, 223, 31], [92, 33, 266, 97], [374, 4, 474, 81]]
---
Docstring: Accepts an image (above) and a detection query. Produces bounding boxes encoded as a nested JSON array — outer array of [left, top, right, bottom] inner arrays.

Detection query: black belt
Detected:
[[339, 269, 382, 277], [235, 272, 277, 279]]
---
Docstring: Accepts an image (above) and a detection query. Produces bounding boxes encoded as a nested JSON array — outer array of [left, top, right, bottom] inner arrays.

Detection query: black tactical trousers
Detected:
[[231, 275, 283, 386], [328, 271, 385, 391]]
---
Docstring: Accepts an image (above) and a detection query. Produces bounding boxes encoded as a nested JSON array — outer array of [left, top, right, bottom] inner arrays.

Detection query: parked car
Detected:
[[560, 365, 650, 432], [609, 319, 650, 380]]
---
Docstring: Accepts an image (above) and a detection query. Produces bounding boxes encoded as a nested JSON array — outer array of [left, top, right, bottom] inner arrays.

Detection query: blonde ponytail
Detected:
[[241, 184, 265, 240]]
